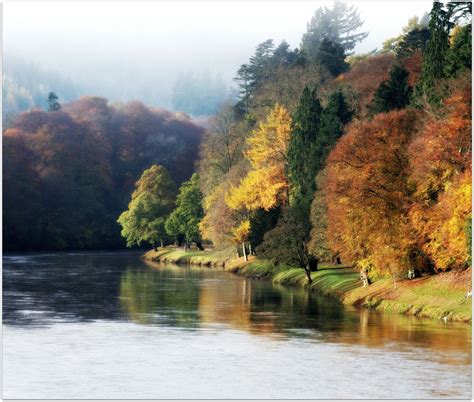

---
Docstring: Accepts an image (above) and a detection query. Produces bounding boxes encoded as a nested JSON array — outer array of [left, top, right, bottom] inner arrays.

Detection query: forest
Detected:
[[3, 1, 472, 283], [3, 97, 204, 250]]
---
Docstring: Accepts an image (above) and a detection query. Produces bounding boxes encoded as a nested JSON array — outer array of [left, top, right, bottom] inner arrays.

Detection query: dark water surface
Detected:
[[3, 252, 472, 399]]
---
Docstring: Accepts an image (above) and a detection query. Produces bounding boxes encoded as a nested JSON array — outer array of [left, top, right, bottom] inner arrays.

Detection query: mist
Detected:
[[3, 1, 432, 115]]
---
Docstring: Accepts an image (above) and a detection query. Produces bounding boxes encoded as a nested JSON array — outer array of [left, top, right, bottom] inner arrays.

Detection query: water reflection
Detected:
[[117, 260, 471, 359]]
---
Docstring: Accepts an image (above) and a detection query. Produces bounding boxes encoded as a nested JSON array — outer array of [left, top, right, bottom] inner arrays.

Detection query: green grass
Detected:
[[143, 248, 472, 322]]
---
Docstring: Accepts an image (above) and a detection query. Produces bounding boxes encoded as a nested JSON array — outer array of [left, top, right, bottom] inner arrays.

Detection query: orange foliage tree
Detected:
[[408, 83, 472, 271], [325, 109, 420, 278]]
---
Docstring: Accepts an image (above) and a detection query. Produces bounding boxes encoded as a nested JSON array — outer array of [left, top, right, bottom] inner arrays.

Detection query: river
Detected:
[[3, 251, 472, 399]]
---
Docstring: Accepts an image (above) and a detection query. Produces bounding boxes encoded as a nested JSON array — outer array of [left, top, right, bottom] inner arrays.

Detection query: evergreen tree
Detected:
[[287, 87, 322, 209], [396, 27, 430, 58], [445, 24, 472, 77], [301, 0, 368, 60], [370, 64, 412, 115], [47, 92, 61, 111], [319, 89, 353, 148], [315, 39, 349, 76], [418, 1, 451, 99]]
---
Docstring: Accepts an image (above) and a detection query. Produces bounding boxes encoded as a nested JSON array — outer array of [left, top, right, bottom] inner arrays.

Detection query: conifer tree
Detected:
[[287, 87, 322, 209], [47, 92, 61, 111], [418, 1, 451, 99], [370, 64, 412, 115], [315, 39, 349, 76]]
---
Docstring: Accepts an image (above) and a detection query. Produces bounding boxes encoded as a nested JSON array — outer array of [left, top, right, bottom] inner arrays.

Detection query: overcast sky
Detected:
[[4, 1, 432, 104]]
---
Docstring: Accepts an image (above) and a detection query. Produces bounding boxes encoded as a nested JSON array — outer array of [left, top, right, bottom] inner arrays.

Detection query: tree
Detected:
[[232, 219, 251, 261], [396, 28, 430, 59], [308, 169, 333, 264], [445, 24, 472, 77], [417, 1, 452, 99], [370, 64, 412, 115], [165, 173, 205, 250], [287, 87, 322, 208], [408, 83, 471, 271], [301, 0, 368, 60], [118, 165, 177, 249], [257, 207, 316, 284], [325, 109, 420, 279], [382, 15, 429, 57], [47, 92, 60, 111], [226, 104, 292, 212], [319, 89, 353, 145], [315, 39, 349, 76]]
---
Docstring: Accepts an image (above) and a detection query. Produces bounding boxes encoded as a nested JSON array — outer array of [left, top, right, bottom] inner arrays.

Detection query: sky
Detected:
[[3, 1, 433, 106]]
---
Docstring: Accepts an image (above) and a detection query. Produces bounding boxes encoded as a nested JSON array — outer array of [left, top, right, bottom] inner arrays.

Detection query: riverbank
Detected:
[[143, 248, 472, 322]]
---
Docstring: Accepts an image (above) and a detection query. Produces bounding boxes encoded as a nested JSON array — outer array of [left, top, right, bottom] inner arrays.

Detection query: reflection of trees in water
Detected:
[[121, 263, 471, 355], [119, 266, 201, 327]]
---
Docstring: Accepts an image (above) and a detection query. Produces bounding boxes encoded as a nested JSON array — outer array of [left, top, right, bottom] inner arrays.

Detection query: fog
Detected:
[[4, 1, 432, 112]]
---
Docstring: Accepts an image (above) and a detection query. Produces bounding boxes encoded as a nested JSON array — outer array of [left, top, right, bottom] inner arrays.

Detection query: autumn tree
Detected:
[[325, 109, 420, 279], [408, 82, 471, 271], [118, 165, 177, 249], [165, 173, 204, 250], [226, 104, 292, 212]]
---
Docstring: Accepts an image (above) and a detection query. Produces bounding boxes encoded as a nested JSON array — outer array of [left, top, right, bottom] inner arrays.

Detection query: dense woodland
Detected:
[[3, 98, 203, 250], [4, 1, 472, 283]]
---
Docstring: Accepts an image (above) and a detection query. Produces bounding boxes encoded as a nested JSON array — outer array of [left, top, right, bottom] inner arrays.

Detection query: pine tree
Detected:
[[47, 92, 61, 111], [370, 64, 412, 115], [418, 1, 451, 99], [301, 0, 368, 60], [319, 89, 353, 149], [287, 87, 322, 209], [315, 39, 349, 76]]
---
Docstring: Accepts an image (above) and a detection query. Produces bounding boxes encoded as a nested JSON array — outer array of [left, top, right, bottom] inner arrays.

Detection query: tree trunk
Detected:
[[160, 239, 164, 248], [196, 241, 204, 251], [242, 242, 248, 261], [249, 243, 253, 256], [304, 267, 313, 284]]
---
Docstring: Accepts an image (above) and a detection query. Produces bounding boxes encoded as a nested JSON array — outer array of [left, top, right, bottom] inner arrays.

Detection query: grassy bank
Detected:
[[143, 248, 472, 322]]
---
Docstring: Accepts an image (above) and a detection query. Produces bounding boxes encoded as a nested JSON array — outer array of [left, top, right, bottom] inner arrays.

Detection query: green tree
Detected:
[[47, 92, 61, 111], [396, 27, 430, 58], [165, 173, 205, 249], [301, 0, 368, 61], [287, 87, 322, 209], [315, 39, 349, 76], [257, 207, 317, 284], [370, 64, 412, 115], [319, 89, 353, 145], [445, 24, 472, 77], [118, 165, 177, 249], [417, 1, 451, 99]]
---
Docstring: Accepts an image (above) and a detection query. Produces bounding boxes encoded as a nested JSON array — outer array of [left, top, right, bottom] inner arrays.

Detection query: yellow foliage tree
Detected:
[[232, 220, 251, 261], [226, 104, 291, 212]]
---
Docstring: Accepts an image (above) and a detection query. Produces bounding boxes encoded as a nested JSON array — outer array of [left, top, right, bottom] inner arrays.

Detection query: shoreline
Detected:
[[143, 248, 472, 323]]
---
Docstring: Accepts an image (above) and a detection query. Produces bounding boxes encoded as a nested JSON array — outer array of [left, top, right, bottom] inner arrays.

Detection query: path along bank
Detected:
[[143, 248, 472, 322]]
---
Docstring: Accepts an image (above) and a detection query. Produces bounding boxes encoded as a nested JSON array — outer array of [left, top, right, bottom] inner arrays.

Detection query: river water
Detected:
[[3, 252, 472, 399]]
